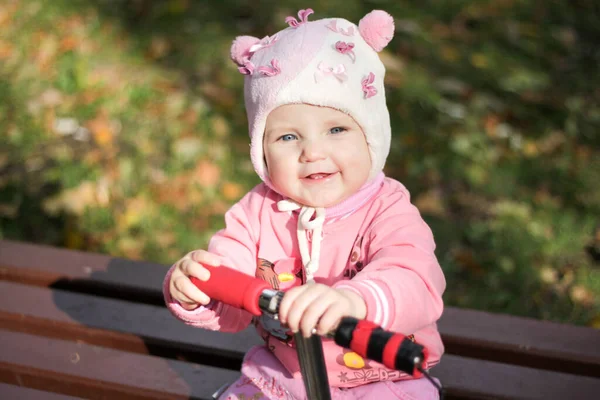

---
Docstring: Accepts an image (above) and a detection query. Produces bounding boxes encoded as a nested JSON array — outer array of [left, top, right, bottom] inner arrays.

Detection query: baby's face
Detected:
[[263, 104, 371, 208]]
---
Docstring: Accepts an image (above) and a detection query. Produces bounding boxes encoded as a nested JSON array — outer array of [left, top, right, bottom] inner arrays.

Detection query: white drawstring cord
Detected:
[[277, 199, 325, 282]]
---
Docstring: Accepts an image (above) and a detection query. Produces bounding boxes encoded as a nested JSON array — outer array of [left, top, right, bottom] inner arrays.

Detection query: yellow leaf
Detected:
[[87, 112, 115, 147], [569, 285, 594, 306], [117, 237, 143, 260], [42, 181, 98, 216], [118, 196, 150, 229], [414, 189, 446, 217], [148, 36, 171, 59], [523, 141, 538, 157], [539, 266, 558, 284], [590, 315, 600, 329], [36, 33, 59, 71], [470, 53, 488, 68], [60, 36, 79, 52], [484, 115, 500, 137], [201, 83, 235, 109], [222, 182, 243, 201], [193, 160, 221, 188], [155, 231, 176, 247], [65, 216, 84, 250], [0, 40, 13, 60], [441, 46, 460, 62], [210, 116, 231, 138], [379, 51, 404, 73]]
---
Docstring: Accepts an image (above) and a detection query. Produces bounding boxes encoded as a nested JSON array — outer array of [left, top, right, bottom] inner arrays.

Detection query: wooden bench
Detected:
[[1, 239, 599, 399]]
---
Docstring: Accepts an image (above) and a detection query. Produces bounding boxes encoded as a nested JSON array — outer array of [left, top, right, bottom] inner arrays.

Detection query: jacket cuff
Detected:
[[162, 265, 221, 328], [334, 279, 393, 330]]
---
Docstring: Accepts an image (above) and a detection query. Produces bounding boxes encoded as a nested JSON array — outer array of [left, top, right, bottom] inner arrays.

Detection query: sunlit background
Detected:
[[1, 0, 598, 327]]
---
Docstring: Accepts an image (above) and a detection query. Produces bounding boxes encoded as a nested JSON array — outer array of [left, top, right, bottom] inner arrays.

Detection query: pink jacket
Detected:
[[164, 175, 445, 388]]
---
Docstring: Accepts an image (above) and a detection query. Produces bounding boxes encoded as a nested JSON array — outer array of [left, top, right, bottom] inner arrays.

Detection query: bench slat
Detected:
[[0, 281, 261, 369], [0, 383, 84, 399], [2, 282, 599, 399], [432, 355, 600, 400], [439, 307, 600, 378], [0, 239, 167, 305], [0, 329, 240, 400], [2, 239, 599, 378]]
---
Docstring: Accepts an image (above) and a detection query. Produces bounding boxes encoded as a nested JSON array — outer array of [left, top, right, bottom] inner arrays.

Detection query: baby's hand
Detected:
[[278, 283, 367, 338], [169, 250, 221, 310]]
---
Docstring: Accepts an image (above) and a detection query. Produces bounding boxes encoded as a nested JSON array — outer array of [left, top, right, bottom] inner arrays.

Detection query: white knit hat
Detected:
[[230, 8, 395, 188]]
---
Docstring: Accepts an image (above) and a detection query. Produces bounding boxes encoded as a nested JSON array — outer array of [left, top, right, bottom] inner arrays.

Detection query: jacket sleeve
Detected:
[[334, 186, 445, 335], [163, 185, 265, 333]]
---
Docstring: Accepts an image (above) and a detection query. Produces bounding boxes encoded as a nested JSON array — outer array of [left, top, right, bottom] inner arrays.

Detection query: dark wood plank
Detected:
[[438, 307, 600, 378], [0, 281, 262, 369], [0, 383, 84, 399], [2, 283, 599, 399], [0, 239, 168, 304], [2, 327, 597, 400], [432, 354, 600, 400], [0, 329, 240, 400], [2, 239, 600, 377]]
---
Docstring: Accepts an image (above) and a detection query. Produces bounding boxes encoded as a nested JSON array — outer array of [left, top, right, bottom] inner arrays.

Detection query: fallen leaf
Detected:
[[221, 181, 243, 201], [60, 36, 78, 52], [441, 46, 460, 62], [539, 266, 558, 284], [201, 83, 236, 109], [42, 181, 98, 216], [35, 33, 59, 71], [39, 88, 64, 107], [155, 231, 176, 247], [117, 237, 144, 260], [569, 285, 594, 306], [193, 160, 221, 188], [484, 115, 500, 137], [470, 53, 488, 68], [414, 189, 446, 217], [379, 51, 404, 73], [0, 40, 13, 59], [210, 116, 231, 138], [87, 112, 115, 147], [148, 36, 171, 59]]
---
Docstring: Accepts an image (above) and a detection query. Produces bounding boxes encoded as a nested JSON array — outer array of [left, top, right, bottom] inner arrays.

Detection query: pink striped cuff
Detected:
[[335, 278, 393, 329]]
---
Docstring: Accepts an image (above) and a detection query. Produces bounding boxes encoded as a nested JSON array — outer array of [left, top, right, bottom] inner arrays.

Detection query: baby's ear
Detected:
[[358, 10, 395, 52], [230, 35, 261, 66]]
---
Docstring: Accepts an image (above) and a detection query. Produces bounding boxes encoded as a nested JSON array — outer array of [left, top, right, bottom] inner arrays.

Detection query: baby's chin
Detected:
[[287, 194, 350, 209]]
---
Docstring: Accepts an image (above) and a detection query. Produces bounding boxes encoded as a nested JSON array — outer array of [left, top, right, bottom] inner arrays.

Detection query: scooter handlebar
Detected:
[[190, 264, 427, 376], [189, 264, 270, 317]]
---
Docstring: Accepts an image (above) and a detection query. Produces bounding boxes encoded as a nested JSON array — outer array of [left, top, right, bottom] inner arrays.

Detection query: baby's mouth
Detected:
[[305, 173, 333, 180]]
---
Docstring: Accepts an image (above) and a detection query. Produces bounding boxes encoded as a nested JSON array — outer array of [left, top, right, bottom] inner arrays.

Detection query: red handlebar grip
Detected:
[[336, 318, 427, 377], [189, 265, 270, 316]]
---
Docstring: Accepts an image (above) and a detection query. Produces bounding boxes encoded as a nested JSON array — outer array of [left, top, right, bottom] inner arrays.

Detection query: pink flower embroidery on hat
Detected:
[[238, 59, 255, 75], [315, 62, 348, 83], [362, 72, 377, 98], [326, 20, 355, 36], [285, 8, 314, 27], [248, 34, 279, 54], [335, 41, 356, 63], [257, 59, 281, 76]]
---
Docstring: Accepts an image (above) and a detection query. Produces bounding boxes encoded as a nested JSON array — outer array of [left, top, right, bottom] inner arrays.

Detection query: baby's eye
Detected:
[[279, 134, 297, 141], [329, 127, 347, 134]]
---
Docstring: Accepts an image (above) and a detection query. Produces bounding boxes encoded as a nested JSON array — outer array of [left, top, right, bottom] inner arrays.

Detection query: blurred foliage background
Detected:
[[1, 0, 599, 327]]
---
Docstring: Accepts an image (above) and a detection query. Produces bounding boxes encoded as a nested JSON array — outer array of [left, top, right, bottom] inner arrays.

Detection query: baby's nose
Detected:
[[300, 139, 327, 162]]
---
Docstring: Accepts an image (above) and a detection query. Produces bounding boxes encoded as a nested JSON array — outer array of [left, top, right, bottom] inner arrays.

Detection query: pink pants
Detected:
[[217, 346, 440, 400]]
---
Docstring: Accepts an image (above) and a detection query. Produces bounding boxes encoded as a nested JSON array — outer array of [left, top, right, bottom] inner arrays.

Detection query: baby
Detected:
[[165, 8, 445, 399]]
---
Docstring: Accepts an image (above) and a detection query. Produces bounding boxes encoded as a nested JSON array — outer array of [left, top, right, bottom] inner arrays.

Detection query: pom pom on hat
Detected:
[[358, 10, 395, 52], [230, 35, 260, 65]]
